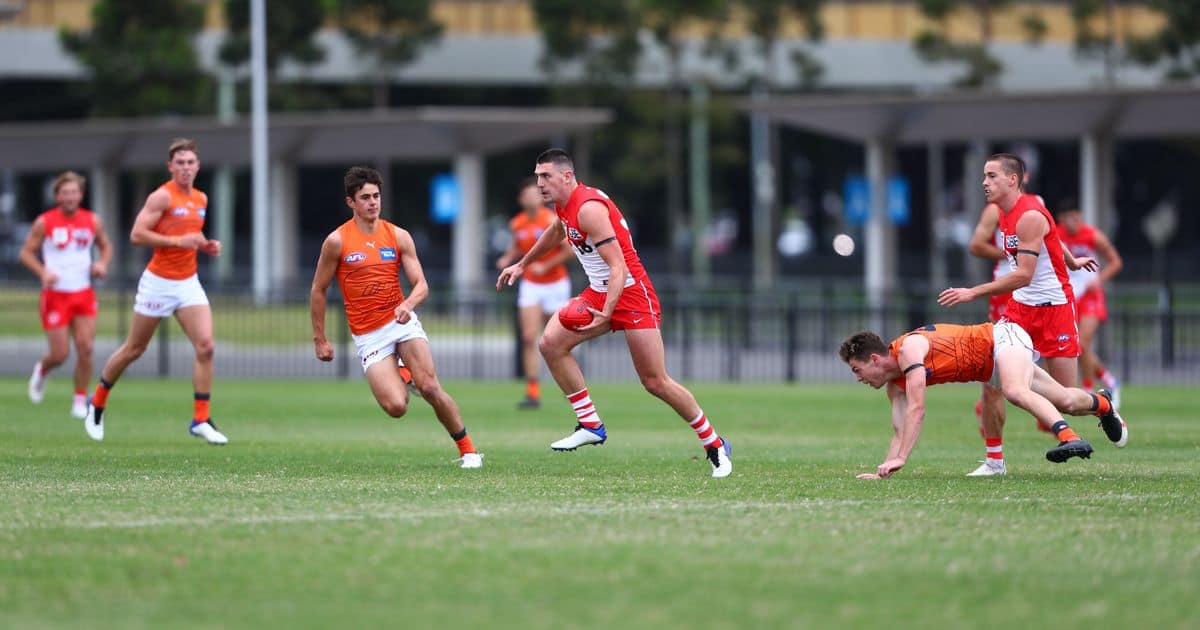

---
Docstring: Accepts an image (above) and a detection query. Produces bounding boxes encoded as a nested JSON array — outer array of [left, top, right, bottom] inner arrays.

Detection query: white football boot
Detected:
[[707, 438, 733, 478], [70, 395, 88, 420], [455, 453, 484, 469], [966, 459, 1007, 477], [190, 420, 229, 445], [84, 401, 104, 441], [550, 424, 607, 451], [28, 361, 46, 404]]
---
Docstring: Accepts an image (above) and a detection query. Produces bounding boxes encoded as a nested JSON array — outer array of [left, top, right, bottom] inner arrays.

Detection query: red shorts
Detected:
[[40, 287, 98, 330], [1076, 287, 1107, 322], [579, 279, 661, 331], [988, 292, 1011, 323], [1001, 300, 1080, 358]]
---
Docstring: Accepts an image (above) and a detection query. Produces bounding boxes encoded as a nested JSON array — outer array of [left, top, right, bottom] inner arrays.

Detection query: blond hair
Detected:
[[168, 138, 198, 161], [53, 171, 86, 195]]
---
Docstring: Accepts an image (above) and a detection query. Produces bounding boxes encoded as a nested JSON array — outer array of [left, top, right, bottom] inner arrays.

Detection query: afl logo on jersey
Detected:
[[344, 252, 366, 263], [172, 207, 189, 217]]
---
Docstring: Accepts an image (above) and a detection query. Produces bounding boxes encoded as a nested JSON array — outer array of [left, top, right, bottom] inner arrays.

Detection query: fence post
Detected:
[[337, 298, 350, 379], [1120, 310, 1131, 386], [512, 298, 522, 379], [784, 296, 797, 383], [680, 298, 692, 381], [1160, 282, 1174, 368], [157, 319, 169, 378], [724, 304, 738, 381]]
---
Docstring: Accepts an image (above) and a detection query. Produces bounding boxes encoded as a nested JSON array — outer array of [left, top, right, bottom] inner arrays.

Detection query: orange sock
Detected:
[[1091, 393, 1112, 416], [525, 378, 540, 400], [194, 393, 210, 422], [92, 379, 113, 408], [399, 366, 413, 385], [1050, 420, 1080, 443], [451, 429, 475, 456]]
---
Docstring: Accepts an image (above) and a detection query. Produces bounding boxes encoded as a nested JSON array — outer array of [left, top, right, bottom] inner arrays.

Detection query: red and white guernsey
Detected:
[[556, 183, 650, 292], [40, 207, 97, 293], [999, 193, 1073, 306], [1057, 222, 1100, 297]]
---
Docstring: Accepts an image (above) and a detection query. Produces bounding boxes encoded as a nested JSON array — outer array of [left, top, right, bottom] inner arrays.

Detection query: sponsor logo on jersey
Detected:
[[198, 208, 207, 219], [51, 227, 70, 247], [567, 227, 583, 241], [379, 247, 396, 260], [344, 252, 366, 263], [1004, 234, 1019, 249]]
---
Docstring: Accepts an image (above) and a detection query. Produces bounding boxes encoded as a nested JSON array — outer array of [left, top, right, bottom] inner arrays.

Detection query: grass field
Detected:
[[2, 377, 1198, 629]]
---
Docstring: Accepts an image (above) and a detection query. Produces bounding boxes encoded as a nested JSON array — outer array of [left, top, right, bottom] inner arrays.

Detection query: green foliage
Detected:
[[1122, 0, 1200, 80], [219, 0, 328, 70], [333, 0, 443, 107], [59, 0, 212, 116], [912, 0, 1017, 88]]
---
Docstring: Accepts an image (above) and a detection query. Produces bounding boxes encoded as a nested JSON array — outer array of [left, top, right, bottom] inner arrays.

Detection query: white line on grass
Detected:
[[0, 494, 1177, 531]]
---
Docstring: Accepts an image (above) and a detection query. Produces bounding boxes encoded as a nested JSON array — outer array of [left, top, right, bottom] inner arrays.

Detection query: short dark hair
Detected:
[[987, 153, 1026, 191], [536, 148, 574, 171], [1056, 197, 1080, 216], [517, 175, 538, 195], [344, 166, 383, 198], [839, 331, 888, 364], [168, 138, 198, 161]]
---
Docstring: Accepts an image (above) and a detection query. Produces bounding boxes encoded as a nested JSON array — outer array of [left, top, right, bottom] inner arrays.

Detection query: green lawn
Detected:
[[2, 378, 1197, 629]]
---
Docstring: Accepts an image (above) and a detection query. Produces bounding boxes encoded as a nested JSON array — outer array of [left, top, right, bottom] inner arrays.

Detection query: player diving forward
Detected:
[[840, 322, 1128, 478]]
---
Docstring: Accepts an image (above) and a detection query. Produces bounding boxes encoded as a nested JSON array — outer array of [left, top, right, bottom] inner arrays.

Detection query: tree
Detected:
[[912, 0, 1047, 88], [60, 0, 211, 116], [335, 0, 443, 108], [219, 0, 328, 71], [1122, 0, 1200, 81]]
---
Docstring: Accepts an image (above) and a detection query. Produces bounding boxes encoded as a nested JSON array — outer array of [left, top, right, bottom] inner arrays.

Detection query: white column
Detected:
[[865, 137, 897, 332], [750, 85, 776, 291], [453, 152, 484, 299], [1080, 130, 1114, 232], [90, 163, 120, 271], [215, 72, 236, 284], [250, 0, 270, 303], [927, 142, 946, 294], [269, 160, 298, 290], [962, 140, 988, 283]]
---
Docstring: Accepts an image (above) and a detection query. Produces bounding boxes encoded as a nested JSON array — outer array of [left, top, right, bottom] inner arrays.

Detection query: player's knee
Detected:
[[382, 398, 408, 418], [416, 379, 442, 401], [521, 330, 539, 347], [194, 338, 215, 362], [538, 334, 560, 358], [639, 374, 671, 398], [45, 349, 69, 367], [125, 341, 148, 360], [75, 340, 94, 361], [1000, 383, 1030, 405]]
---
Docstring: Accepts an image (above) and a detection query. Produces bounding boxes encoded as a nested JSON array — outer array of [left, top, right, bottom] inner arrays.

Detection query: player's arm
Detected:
[[967, 204, 1005, 261], [310, 231, 341, 361], [1060, 244, 1098, 272], [878, 336, 929, 477], [497, 220, 565, 289], [1094, 231, 1122, 283], [939, 212, 1045, 307], [575, 200, 625, 330], [858, 382, 910, 480], [529, 239, 574, 276], [91, 213, 113, 278], [18, 216, 53, 286], [130, 189, 206, 250], [394, 225, 428, 323]]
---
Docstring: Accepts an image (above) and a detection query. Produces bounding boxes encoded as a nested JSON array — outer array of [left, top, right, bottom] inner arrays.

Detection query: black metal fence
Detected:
[[1, 283, 1196, 384]]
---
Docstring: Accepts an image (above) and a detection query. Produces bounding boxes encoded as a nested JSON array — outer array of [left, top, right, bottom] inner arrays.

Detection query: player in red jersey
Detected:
[[310, 166, 482, 468], [966, 201, 1012, 438], [938, 153, 1128, 455], [1057, 204, 1124, 407], [839, 322, 1125, 479], [495, 177, 573, 409], [85, 139, 227, 444], [19, 171, 113, 419], [496, 149, 732, 478]]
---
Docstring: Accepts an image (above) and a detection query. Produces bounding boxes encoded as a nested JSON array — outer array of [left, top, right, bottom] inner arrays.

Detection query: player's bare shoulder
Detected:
[[392, 223, 417, 253], [320, 228, 343, 256]]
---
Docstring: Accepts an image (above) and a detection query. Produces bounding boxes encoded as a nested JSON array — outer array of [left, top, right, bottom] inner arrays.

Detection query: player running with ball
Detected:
[[497, 149, 732, 478]]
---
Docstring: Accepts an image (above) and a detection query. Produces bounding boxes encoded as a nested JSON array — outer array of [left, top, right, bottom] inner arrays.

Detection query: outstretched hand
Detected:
[[496, 263, 524, 291], [1068, 256, 1099, 272], [937, 287, 977, 307]]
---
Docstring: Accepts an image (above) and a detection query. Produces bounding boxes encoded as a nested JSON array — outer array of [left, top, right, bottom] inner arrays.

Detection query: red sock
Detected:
[[194, 393, 211, 423], [526, 378, 540, 401], [687, 411, 723, 449], [451, 429, 475, 456], [92, 379, 113, 408], [74, 388, 87, 397], [567, 388, 602, 429], [985, 437, 1003, 461], [1082, 377, 1094, 391]]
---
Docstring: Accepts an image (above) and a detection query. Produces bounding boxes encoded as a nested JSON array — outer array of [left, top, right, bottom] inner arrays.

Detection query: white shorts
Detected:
[[990, 321, 1038, 386], [133, 270, 209, 318], [518, 277, 571, 314], [353, 314, 429, 373]]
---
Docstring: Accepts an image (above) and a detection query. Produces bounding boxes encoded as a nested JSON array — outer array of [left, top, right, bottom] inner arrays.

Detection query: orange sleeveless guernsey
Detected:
[[335, 218, 405, 335], [146, 180, 207, 280], [888, 323, 995, 390], [510, 207, 568, 284]]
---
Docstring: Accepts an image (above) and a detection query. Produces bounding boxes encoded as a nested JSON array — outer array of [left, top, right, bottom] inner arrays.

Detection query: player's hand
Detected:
[[1068, 256, 1099, 272], [199, 239, 222, 257], [314, 338, 334, 362], [575, 307, 611, 333], [394, 303, 413, 324], [177, 233, 207, 250], [937, 287, 977, 307], [40, 269, 59, 288], [90, 262, 107, 278], [876, 457, 906, 477], [496, 263, 524, 290], [856, 472, 884, 480]]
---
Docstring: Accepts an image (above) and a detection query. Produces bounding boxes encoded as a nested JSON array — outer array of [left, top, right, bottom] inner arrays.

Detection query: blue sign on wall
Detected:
[[887, 176, 910, 226], [430, 173, 460, 224], [843, 176, 870, 226]]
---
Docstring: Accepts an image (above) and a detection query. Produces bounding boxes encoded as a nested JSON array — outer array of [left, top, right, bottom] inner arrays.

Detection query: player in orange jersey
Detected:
[[85, 139, 227, 445], [839, 321, 1126, 479], [495, 176, 573, 409], [310, 166, 482, 469], [20, 171, 113, 419]]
